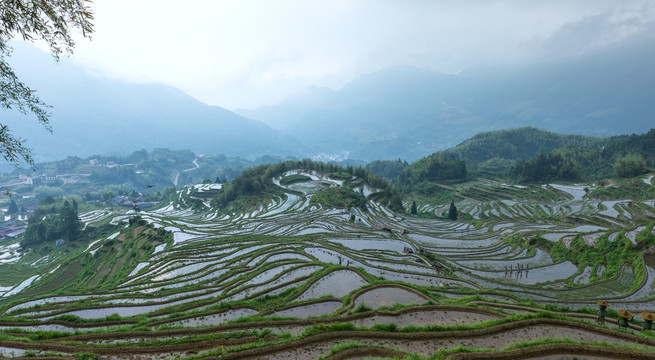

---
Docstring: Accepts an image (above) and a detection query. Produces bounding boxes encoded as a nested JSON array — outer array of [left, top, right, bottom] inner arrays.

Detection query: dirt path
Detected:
[[183, 158, 199, 172], [223, 320, 653, 360], [173, 158, 199, 186]]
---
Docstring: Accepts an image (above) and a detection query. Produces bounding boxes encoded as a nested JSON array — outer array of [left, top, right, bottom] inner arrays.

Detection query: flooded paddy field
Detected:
[[2, 172, 655, 359]]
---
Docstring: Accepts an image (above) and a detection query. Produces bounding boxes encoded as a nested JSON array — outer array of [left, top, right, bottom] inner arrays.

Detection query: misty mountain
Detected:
[[237, 32, 655, 161], [3, 42, 307, 163]]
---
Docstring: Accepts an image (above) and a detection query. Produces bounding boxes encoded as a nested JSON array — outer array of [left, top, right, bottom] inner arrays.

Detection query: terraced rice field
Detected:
[[1, 171, 655, 359]]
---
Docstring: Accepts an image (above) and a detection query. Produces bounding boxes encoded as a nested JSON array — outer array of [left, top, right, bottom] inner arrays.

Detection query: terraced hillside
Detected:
[[1, 170, 655, 359]]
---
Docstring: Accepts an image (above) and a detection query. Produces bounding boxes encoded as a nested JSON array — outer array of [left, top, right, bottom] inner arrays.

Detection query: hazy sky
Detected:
[[63, 0, 655, 110]]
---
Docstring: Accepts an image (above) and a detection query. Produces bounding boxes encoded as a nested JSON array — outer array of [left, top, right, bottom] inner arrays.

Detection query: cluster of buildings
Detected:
[[22, 174, 58, 185], [20, 174, 89, 186], [0, 217, 26, 243], [89, 159, 139, 171]]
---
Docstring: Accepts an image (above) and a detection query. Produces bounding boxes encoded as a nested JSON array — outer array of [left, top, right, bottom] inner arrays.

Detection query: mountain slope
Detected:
[[3, 42, 307, 163], [393, 127, 654, 187], [438, 127, 605, 163]]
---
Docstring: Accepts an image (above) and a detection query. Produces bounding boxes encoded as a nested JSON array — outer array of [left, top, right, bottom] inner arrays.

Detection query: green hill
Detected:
[[394, 154, 467, 197], [510, 129, 655, 182], [438, 127, 604, 164], [394, 127, 655, 192]]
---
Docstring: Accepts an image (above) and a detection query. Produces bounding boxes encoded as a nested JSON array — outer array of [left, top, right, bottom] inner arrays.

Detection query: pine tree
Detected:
[[21, 222, 47, 248], [410, 201, 417, 215], [448, 201, 458, 220], [59, 206, 81, 241], [7, 199, 18, 214]]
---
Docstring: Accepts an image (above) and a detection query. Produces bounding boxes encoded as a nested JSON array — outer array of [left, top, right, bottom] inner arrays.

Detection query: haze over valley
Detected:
[[5, 28, 655, 164], [1, 1, 655, 359]]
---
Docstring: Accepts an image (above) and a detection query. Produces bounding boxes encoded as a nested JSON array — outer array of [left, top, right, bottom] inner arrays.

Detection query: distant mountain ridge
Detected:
[[3, 42, 308, 163], [238, 32, 655, 161], [6, 32, 655, 166]]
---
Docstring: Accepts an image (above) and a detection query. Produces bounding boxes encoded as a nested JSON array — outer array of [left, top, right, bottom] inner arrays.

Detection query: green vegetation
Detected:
[[7, 198, 18, 214], [34, 185, 65, 199], [329, 172, 352, 180], [310, 186, 368, 211], [508, 129, 655, 182], [213, 159, 403, 212], [279, 174, 312, 185], [21, 198, 82, 248], [394, 154, 466, 195], [87, 148, 239, 188], [0, 148, 262, 208], [587, 178, 655, 201], [527, 227, 655, 287], [2, 127, 655, 360], [614, 153, 648, 178], [509, 151, 582, 182], [410, 201, 417, 215], [365, 159, 408, 180], [439, 127, 604, 164], [394, 127, 655, 184], [447, 201, 458, 220]]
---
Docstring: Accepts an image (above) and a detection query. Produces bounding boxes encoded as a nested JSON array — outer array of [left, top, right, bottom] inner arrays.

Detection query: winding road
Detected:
[[173, 158, 199, 186]]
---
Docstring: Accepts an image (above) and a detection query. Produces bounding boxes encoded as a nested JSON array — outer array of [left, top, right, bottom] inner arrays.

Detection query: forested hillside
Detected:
[[438, 127, 603, 163], [213, 159, 404, 212], [21, 198, 81, 249], [510, 129, 655, 182], [364, 159, 408, 180], [393, 155, 467, 199], [392, 128, 655, 192]]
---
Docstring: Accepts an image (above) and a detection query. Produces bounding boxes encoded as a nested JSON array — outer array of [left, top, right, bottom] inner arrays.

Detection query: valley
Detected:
[[3, 2, 655, 359], [1, 164, 654, 359]]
